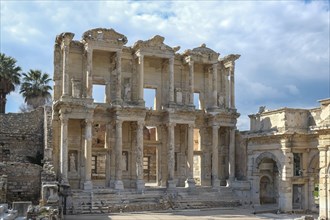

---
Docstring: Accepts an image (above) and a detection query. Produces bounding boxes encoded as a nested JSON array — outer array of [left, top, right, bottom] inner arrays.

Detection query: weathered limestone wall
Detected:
[[0, 107, 44, 162], [0, 162, 42, 204], [0, 107, 50, 204]]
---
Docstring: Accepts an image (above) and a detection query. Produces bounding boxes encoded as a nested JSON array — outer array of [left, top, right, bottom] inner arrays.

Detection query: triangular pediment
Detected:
[[133, 35, 175, 54], [82, 28, 127, 45]]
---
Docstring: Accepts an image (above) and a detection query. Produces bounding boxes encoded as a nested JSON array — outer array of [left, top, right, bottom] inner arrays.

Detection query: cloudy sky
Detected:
[[1, 0, 329, 130]]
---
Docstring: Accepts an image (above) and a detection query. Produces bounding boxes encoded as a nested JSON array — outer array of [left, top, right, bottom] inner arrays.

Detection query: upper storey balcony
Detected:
[[53, 28, 240, 113]]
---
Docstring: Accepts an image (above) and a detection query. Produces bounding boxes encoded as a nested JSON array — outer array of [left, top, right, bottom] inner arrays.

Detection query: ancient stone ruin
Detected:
[[0, 28, 329, 219]]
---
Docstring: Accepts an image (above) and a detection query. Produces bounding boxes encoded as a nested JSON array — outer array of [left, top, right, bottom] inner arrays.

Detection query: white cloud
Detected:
[[0, 0, 328, 129]]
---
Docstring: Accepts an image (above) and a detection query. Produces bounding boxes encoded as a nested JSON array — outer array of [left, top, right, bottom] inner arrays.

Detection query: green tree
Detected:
[[0, 53, 22, 113], [20, 69, 52, 110]]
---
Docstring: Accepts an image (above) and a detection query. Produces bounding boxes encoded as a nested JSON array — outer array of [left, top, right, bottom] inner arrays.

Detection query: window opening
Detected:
[[144, 88, 156, 110], [92, 84, 106, 103], [194, 92, 201, 109], [293, 153, 302, 176]]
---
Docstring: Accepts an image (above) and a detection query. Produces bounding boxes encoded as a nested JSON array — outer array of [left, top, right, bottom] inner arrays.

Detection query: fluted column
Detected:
[[138, 55, 144, 102], [229, 65, 235, 109], [167, 122, 176, 188], [60, 115, 69, 184], [84, 119, 93, 190], [185, 124, 195, 188], [114, 51, 122, 105], [61, 33, 74, 97], [169, 57, 175, 103], [212, 125, 220, 188], [228, 127, 236, 186], [136, 121, 145, 191], [212, 63, 218, 108], [188, 61, 194, 106], [114, 120, 124, 190], [86, 47, 93, 98]]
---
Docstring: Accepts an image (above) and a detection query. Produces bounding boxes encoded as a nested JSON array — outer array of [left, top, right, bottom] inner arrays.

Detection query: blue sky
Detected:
[[1, 0, 329, 130]]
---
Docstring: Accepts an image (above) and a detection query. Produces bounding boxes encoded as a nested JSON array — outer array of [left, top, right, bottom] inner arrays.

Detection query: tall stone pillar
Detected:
[[60, 115, 69, 184], [169, 57, 175, 103], [105, 123, 111, 187], [188, 60, 194, 106], [86, 47, 93, 98], [212, 125, 220, 188], [60, 33, 74, 97], [212, 63, 218, 108], [136, 121, 145, 191], [228, 127, 236, 185], [279, 141, 293, 212], [319, 146, 328, 219], [229, 65, 235, 109], [138, 54, 144, 102], [105, 81, 111, 104], [167, 122, 176, 189], [225, 69, 230, 108], [114, 51, 122, 105], [185, 124, 195, 188], [114, 120, 124, 190], [84, 119, 93, 190]]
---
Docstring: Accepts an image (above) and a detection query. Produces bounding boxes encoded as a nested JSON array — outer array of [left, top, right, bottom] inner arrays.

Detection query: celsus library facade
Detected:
[[48, 28, 329, 217]]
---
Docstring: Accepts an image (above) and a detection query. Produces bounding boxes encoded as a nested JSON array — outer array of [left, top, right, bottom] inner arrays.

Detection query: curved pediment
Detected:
[[82, 28, 127, 45], [183, 44, 219, 63]]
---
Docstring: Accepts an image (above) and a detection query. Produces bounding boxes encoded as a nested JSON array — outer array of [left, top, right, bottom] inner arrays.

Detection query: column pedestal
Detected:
[[114, 180, 124, 190]]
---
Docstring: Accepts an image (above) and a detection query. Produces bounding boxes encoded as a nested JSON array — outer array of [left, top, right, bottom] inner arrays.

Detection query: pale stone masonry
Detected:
[[241, 98, 330, 217], [52, 28, 240, 191]]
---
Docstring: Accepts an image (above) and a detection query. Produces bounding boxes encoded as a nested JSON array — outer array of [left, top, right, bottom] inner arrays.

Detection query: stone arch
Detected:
[[308, 152, 319, 175], [254, 151, 282, 172], [260, 175, 276, 204]]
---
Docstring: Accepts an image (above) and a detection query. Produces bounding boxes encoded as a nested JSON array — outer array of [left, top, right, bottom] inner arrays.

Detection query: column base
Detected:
[[185, 178, 196, 188], [167, 180, 176, 189], [226, 178, 234, 187], [212, 178, 220, 188], [83, 181, 93, 190], [114, 180, 124, 190], [136, 179, 145, 192]]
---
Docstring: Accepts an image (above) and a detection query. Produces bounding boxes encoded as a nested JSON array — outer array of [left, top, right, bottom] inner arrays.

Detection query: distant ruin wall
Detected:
[[0, 108, 45, 163], [0, 162, 42, 204]]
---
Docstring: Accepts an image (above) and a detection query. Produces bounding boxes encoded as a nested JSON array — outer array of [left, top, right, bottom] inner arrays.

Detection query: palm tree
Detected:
[[20, 69, 52, 109], [0, 53, 22, 113]]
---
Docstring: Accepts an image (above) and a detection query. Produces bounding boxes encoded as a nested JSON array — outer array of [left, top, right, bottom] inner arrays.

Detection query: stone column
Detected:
[[185, 124, 195, 188], [188, 60, 194, 106], [83, 119, 93, 190], [212, 125, 220, 188], [86, 47, 93, 98], [228, 127, 236, 186], [279, 143, 293, 212], [105, 81, 111, 104], [60, 115, 69, 184], [229, 65, 235, 109], [169, 57, 175, 103], [136, 121, 145, 191], [212, 63, 218, 108], [105, 123, 111, 187], [114, 51, 122, 105], [319, 146, 328, 219], [225, 69, 230, 108], [114, 120, 124, 190], [61, 33, 74, 97], [138, 54, 144, 102], [167, 122, 176, 188]]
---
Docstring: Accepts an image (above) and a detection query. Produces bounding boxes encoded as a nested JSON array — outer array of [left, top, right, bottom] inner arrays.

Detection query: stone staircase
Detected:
[[68, 186, 240, 214], [0, 204, 18, 220]]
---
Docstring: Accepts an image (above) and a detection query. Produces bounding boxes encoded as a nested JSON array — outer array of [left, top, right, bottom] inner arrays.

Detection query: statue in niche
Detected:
[[176, 88, 182, 104], [69, 153, 76, 173], [218, 95, 225, 108], [122, 151, 128, 171], [124, 81, 131, 101]]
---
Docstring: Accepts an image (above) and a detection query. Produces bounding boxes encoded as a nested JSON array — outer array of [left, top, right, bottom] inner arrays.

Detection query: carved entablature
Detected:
[[82, 28, 128, 47], [220, 54, 241, 68], [133, 35, 176, 58], [183, 43, 219, 64]]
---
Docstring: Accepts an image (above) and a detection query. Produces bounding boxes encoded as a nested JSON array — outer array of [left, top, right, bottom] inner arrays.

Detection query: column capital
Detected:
[[138, 54, 144, 64], [167, 122, 176, 128], [212, 63, 218, 69], [85, 118, 93, 125], [212, 124, 220, 130], [188, 123, 195, 129], [60, 115, 68, 123]]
